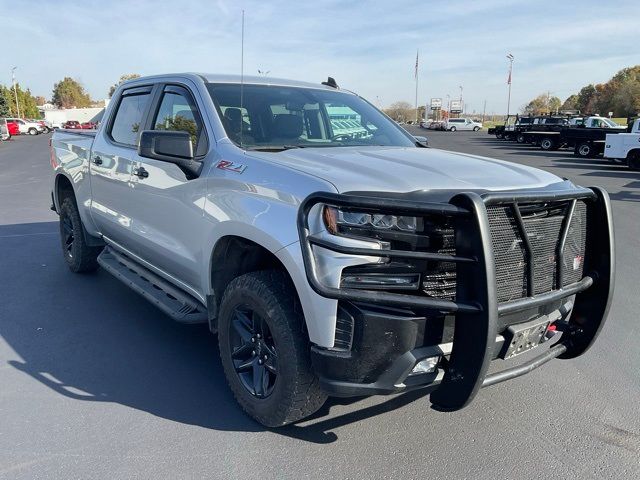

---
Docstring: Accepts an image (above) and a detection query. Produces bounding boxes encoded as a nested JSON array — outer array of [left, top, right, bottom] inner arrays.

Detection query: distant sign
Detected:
[[430, 98, 442, 110], [450, 100, 463, 113]]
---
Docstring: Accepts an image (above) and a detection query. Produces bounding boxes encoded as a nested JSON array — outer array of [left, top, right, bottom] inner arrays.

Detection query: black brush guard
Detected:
[[297, 186, 614, 411]]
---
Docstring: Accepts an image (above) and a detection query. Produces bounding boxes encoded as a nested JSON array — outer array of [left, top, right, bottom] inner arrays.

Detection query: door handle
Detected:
[[133, 166, 149, 178], [93, 156, 103, 165]]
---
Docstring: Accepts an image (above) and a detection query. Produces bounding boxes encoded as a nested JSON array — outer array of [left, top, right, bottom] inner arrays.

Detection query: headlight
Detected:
[[323, 206, 418, 234]]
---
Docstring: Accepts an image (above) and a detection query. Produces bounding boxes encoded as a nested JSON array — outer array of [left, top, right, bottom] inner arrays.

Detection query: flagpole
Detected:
[[414, 50, 419, 123], [506, 53, 514, 118]]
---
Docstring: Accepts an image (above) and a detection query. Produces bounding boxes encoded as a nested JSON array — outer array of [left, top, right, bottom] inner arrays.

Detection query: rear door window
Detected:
[[110, 88, 152, 147]]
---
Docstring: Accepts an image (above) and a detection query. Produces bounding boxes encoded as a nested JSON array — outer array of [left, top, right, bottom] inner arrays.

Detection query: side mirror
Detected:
[[138, 130, 201, 178], [413, 135, 429, 148]]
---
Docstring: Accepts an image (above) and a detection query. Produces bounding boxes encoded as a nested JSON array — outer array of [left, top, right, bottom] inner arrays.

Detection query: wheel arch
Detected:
[[208, 234, 300, 328], [54, 172, 104, 247], [626, 148, 640, 159], [54, 172, 75, 210], [206, 230, 338, 347]]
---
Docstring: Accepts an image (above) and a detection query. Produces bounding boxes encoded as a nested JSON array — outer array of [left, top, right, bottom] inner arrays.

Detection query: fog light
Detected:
[[410, 356, 440, 375]]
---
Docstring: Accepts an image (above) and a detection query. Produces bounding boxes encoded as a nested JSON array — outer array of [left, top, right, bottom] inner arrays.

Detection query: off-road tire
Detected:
[[218, 270, 327, 427], [59, 197, 101, 273]]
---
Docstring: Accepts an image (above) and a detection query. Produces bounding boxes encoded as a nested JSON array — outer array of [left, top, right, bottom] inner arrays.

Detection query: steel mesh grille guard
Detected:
[[487, 206, 528, 302], [297, 186, 614, 412], [486, 200, 588, 303]]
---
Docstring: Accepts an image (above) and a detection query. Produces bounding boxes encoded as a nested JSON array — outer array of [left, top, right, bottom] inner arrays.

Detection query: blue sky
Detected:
[[2, 0, 638, 114]]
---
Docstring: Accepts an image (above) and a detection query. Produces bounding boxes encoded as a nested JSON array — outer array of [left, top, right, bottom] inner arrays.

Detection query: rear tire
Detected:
[[516, 134, 525, 143], [540, 138, 555, 150], [496, 132, 504, 139], [628, 151, 640, 171], [575, 142, 592, 158], [58, 197, 101, 273], [218, 270, 327, 427]]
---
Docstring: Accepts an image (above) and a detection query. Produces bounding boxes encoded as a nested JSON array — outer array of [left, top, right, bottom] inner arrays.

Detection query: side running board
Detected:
[[98, 247, 207, 324]]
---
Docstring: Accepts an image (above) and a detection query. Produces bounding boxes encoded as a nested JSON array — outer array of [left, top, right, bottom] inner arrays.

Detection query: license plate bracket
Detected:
[[502, 316, 550, 359]]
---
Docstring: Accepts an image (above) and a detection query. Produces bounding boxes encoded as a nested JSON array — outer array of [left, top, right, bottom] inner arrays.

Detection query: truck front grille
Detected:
[[487, 201, 588, 303], [422, 225, 457, 301]]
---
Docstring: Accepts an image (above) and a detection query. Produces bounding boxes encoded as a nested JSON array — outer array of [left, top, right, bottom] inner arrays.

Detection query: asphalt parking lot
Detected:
[[1, 131, 639, 479]]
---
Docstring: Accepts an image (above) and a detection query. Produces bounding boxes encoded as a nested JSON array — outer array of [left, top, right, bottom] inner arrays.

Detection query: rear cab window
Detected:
[[109, 87, 152, 147]]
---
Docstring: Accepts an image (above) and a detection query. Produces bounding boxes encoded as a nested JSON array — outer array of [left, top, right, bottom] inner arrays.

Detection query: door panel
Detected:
[[124, 83, 211, 293], [89, 86, 153, 245]]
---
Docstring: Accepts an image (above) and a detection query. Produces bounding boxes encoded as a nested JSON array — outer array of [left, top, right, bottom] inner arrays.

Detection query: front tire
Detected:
[[449, 126, 456, 132], [516, 133, 525, 143], [28, 128, 38, 135], [218, 270, 327, 427], [58, 197, 101, 273], [473, 126, 480, 132]]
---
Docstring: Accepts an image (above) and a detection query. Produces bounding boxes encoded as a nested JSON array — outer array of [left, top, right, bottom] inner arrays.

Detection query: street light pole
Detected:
[[506, 54, 514, 118], [11, 67, 21, 118], [459, 85, 463, 114]]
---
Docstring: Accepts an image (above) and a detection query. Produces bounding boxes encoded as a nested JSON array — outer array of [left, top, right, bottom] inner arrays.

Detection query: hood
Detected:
[[246, 146, 564, 194]]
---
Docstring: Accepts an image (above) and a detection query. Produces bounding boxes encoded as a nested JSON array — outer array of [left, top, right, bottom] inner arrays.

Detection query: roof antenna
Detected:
[[240, 9, 245, 148], [322, 77, 338, 89]]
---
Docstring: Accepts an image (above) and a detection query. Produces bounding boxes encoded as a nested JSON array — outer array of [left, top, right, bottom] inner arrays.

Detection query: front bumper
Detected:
[[298, 186, 615, 411]]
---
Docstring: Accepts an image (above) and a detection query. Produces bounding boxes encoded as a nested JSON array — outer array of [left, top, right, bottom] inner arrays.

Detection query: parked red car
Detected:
[[80, 122, 97, 130], [63, 120, 82, 129], [6, 121, 20, 136]]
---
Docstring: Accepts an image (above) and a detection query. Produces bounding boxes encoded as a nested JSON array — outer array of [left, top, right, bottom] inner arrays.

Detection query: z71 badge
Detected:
[[216, 160, 247, 174]]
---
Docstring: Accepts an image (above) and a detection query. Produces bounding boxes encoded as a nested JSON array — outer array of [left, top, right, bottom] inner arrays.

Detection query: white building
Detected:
[[41, 106, 106, 128]]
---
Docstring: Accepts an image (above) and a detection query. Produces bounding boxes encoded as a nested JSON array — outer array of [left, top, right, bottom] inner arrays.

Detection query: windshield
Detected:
[[206, 83, 416, 150], [602, 118, 621, 128]]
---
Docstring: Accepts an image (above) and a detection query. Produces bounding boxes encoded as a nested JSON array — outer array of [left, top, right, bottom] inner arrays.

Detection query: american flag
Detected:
[[414, 50, 419, 79]]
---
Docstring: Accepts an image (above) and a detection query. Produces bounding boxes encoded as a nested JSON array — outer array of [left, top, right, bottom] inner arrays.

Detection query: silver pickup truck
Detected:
[[50, 73, 615, 427]]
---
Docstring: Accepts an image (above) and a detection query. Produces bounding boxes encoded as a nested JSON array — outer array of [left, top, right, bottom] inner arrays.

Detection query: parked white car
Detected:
[[4, 118, 45, 135], [446, 118, 482, 132]]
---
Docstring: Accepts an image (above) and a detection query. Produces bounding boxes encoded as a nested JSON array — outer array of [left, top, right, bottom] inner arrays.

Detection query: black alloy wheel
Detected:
[[229, 306, 278, 398], [61, 214, 75, 259], [58, 196, 101, 273]]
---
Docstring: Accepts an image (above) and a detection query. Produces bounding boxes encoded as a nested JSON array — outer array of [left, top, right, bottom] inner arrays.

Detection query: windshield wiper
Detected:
[[245, 145, 305, 152]]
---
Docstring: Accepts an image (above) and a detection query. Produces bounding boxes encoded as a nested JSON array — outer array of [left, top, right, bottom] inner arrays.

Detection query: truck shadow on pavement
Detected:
[[1, 221, 423, 444]]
